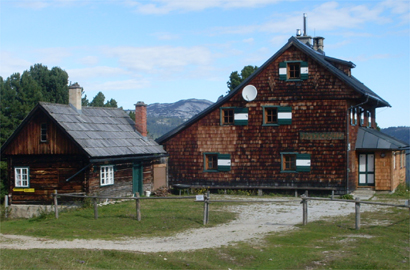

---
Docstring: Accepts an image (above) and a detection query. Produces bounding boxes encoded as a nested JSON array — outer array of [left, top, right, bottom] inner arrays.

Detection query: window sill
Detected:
[[280, 170, 297, 173], [203, 170, 218, 173], [100, 183, 114, 187], [262, 123, 279, 127]]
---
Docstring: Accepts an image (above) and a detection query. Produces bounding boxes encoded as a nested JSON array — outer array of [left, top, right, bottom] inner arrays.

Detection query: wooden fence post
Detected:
[[355, 197, 361, 230], [93, 197, 98, 219], [203, 191, 209, 225], [54, 190, 59, 219], [4, 194, 8, 219], [302, 195, 308, 225], [136, 192, 141, 221]]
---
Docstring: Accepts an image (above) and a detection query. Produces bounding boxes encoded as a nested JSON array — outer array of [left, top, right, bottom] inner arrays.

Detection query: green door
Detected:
[[132, 162, 143, 195]]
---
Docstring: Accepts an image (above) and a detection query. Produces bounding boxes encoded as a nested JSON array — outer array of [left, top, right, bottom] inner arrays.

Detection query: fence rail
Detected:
[[50, 190, 409, 230]]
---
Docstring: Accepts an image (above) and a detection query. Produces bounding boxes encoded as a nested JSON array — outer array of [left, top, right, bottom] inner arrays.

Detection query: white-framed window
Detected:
[[100, 165, 114, 186], [15, 167, 29, 187]]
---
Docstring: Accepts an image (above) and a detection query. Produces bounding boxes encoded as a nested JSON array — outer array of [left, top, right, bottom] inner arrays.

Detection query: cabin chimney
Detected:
[[68, 83, 82, 112], [296, 13, 312, 45], [313, 36, 325, 52], [135, 101, 147, 137]]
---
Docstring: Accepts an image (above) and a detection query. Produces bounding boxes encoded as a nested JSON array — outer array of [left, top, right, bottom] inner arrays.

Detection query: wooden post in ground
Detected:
[[407, 200, 410, 221], [302, 195, 308, 225], [93, 197, 98, 219], [54, 190, 59, 219], [4, 194, 8, 219], [355, 197, 361, 230], [136, 192, 141, 221], [331, 190, 335, 200], [203, 191, 209, 225]]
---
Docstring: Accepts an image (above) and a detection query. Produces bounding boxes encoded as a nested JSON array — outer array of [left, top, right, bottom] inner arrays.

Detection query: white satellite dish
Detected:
[[242, 85, 257, 102]]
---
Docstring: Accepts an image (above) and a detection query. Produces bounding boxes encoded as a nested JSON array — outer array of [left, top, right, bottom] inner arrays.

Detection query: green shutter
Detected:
[[279, 62, 287, 81], [234, 108, 248, 126], [300, 61, 308, 80], [296, 154, 311, 172], [218, 154, 231, 172], [277, 106, 292, 125]]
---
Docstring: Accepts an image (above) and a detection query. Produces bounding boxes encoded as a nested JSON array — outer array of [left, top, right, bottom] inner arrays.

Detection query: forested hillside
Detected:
[[381, 126, 410, 144]]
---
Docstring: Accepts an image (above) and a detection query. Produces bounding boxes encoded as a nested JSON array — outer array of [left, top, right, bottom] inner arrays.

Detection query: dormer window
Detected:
[[279, 61, 308, 81], [40, 123, 47, 142]]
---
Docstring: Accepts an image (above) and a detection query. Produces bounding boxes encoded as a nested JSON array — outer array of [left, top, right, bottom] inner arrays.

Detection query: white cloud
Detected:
[[0, 52, 32, 77], [243, 38, 254, 44], [85, 79, 151, 92], [33, 47, 72, 65], [130, 0, 284, 14], [103, 46, 213, 74], [67, 66, 131, 81], [79, 56, 100, 66]]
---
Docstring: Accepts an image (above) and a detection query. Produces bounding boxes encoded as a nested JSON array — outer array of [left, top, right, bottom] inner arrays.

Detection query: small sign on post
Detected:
[[196, 195, 204, 201]]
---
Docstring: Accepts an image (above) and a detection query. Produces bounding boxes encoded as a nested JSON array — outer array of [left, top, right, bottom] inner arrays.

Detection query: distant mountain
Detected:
[[381, 126, 410, 144], [145, 99, 213, 139]]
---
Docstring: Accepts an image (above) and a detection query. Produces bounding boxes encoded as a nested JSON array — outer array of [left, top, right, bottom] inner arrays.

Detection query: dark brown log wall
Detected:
[[9, 155, 87, 204], [2, 110, 82, 156]]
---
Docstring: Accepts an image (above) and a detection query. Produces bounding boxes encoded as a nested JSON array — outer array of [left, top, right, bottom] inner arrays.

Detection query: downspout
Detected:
[[347, 95, 370, 194]]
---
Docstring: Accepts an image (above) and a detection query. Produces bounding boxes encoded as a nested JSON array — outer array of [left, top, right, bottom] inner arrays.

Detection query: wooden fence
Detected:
[[51, 190, 410, 230]]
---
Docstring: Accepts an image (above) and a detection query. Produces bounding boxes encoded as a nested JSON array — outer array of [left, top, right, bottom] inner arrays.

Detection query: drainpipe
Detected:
[[347, 95, 370, 194]]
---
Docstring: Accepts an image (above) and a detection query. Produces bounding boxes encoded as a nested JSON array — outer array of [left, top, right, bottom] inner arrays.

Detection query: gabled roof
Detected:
[[2, 102, 166, 159], [356, 127, 409, 150], [157, 36, 390, 144]]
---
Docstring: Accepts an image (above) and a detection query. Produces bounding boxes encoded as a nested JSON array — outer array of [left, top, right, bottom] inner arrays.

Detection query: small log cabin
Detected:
[[157, 35, 408, 195], [1, 83, 168, 204]]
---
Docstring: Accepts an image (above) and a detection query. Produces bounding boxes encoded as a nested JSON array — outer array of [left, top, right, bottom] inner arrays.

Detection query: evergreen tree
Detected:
[[227, 65, 258, 93]]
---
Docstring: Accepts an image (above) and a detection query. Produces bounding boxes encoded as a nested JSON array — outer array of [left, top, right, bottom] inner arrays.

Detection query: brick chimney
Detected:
[[135, 101, 147, 137], [68, 83, 82, 112]]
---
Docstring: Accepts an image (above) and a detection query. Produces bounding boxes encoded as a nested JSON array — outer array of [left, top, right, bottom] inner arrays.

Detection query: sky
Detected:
[[0, 0, 409, 128]]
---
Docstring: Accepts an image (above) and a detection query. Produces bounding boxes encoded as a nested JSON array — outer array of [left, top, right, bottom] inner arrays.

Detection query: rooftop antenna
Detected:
[[303, 13, 307, 36]]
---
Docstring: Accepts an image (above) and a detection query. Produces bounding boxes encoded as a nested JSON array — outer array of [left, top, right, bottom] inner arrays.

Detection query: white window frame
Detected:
[[15, 167, 29, 187], [100, 165, 114, 186]]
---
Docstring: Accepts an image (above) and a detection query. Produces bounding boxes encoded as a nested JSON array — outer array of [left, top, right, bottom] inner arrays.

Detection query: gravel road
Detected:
[[0, 196, 381, 252]]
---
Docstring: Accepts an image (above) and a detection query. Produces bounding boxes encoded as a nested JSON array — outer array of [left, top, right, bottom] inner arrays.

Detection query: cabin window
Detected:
[[359, 109, 364, 126], [280, 153, 311, 172], [367, 111, 372, 128], [279, 61, 308, 81], [262, 106, 292, 126], [100, 165, 114, 186], [264, 107, 278, 124], [40, 123, 47, 142], [222, 108, 234, 125], [220, 107, 248, 126], [15, 167, 29, 187], [204, 153, 231, 172]]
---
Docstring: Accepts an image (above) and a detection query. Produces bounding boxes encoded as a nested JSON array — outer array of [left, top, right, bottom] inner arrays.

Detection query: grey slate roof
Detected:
[[40, 102, 166, 158], [156, 36, 390, 144], [356, 127, 408, 150]]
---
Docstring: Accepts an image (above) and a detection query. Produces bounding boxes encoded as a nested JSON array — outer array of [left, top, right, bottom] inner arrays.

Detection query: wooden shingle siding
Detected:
[[163, 45, 356, 189]]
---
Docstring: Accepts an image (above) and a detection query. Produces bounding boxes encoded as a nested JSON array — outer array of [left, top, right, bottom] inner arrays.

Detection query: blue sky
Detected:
[[0, 0, 409, 128]]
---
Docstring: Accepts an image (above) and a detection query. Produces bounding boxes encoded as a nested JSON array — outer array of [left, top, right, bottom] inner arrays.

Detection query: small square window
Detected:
[[288, 63, 301, 79], [40, 123, 47, 142], [205, 154, 218, 171], [100, 165, 114, 186], [264, 107, 278, 124], [15, 167, 29, 187], [222, 109, 234, 125], [282, 154, 296, 171]]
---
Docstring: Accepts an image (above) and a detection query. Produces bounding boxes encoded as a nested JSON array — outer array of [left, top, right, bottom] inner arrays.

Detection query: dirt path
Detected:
[[0, 197, 380, 252]]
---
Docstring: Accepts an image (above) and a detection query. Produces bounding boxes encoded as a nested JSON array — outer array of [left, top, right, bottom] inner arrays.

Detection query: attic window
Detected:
[[288, 63, 300, 79], [222, 108, 234, 125], [40, 123, 47, 142], [279, 61, 308, 81]]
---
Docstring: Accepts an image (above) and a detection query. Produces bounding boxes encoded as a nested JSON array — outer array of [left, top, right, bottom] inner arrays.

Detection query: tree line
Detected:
[[0, 64, 118, 147]]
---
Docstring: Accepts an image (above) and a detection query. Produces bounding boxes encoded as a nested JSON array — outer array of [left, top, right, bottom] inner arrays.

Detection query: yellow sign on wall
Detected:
[[13, 188, 35, 192]]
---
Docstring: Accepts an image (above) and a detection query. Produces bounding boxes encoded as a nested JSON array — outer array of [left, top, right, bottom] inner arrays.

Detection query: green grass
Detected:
[[0, 199, 236, 240], [375, 181, 410, 201], [1, 207, 408, 269]]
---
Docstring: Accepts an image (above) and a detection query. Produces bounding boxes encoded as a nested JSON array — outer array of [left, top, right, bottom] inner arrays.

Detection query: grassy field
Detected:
[[0, 198, 237, 240], [1, 191, 409, 269]]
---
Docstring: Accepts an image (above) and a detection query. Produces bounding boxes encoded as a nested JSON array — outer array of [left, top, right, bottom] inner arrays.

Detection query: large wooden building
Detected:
[[1, 84, 167, 204], [157, 35, 407, 194]]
